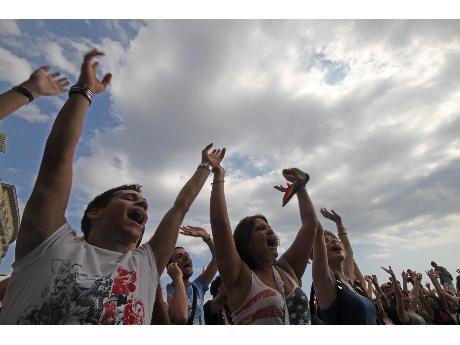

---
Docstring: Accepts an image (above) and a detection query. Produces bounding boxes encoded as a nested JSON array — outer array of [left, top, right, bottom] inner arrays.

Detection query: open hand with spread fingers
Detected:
[[202, 143, 226, 171], [22, 66, 70, 98], [320, 208, 343, 225], [78, 48, 112, 94], [381, 265, 395, 277], [180, 225, 211, 241]]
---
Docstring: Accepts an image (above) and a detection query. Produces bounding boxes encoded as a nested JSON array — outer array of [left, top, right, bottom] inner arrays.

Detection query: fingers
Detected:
[[203, 143, 213, 152], [220, 148, 226, 159], [38, 65, 50, 72], [101, 73, 112, 88], [84, 48, 104, 62]]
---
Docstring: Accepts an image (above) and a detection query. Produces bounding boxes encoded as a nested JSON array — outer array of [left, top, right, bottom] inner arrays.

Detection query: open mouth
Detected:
[[182, 261, 192, 270], [331, 244, 342, 252], [266, 236, 279, 248], [127, 209, 145, 227]]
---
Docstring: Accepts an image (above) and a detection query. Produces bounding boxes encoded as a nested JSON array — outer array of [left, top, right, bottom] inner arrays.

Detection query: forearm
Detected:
[[202, 237, 218, 285], [210, 169, 242, 287], [151, 285, 170, 324], [168, 281, 189, 324], [430, 278, 449, 310], [353, 261, 367, 289], [151, 167, 210, 274], [337, 224, 354, 281], [0, 89, 31, 120], [312, 222, 336, 309], [366, 281, 373, 299], [279, 187, 317, 281], [402, 278, 408, 293]]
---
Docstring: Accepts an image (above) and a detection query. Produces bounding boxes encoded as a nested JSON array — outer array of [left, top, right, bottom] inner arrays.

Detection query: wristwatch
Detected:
[[198, 162, 212, 172]]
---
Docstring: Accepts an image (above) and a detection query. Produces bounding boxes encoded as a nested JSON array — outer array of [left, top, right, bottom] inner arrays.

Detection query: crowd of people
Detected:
[[0, 50, 459, 325]]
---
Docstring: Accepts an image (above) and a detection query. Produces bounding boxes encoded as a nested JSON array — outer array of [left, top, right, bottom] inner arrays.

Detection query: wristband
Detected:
[[12, 85, 34, 102], [198, 162, 212, 172], [69, 84, 95, 105]]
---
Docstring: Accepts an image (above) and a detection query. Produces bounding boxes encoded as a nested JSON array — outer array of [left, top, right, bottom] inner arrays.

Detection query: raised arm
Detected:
[[409, 271, 422, 311], [426, 269, 449, 311], [371, 274, 390, 311], [16, 50, 111, 260], [0, 66, 69, 121], [382, 266, 409, 324], [179, 225, 217, 285], [148, 144, 225, 276], [210, 164, 251, 308], [166, 263, 188, 324], [320, 209, 354, 282], [312, 222, 337, 310], [151, 284, 171, 324], [275, 168, 317, 283]]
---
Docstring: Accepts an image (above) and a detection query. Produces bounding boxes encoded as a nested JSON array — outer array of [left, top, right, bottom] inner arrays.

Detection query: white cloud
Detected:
[[43, 42, 80, 77], [14, 103, 51, 123], [0, 20, 21, 36], [64, 20, 460, 271], [0, 47, 32, 85]]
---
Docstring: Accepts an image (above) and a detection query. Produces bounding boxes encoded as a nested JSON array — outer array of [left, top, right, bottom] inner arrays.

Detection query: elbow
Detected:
[[170, 310, 188, 325]]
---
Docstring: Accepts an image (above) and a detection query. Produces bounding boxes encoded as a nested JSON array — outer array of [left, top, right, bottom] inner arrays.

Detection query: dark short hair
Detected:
[[233, 214, 268, 270], [168, 246, 185, 265], [81, 184, 142, 240], [210, 276, 222, 298]]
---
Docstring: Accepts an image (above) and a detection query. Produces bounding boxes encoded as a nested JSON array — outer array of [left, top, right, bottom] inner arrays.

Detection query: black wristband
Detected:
[[12, 85, 34, 102], [69, 84, 95, 105]]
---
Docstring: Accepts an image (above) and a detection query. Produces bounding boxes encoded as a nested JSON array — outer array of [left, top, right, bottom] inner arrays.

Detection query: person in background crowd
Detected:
[[203, 276, 233, 325], [0, 66, 68, 121], [166, 226, 217, 325], [431, 261, 454, 291]]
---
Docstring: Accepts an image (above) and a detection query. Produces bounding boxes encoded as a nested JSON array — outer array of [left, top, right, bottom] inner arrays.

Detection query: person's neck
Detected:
[[255, 262, 274, 277], [88, 236, 135, 254], [329, 262, 346, 280]]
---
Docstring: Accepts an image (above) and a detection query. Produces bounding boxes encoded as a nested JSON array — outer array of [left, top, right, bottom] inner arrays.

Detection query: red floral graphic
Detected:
[[112, 267, 137, 296], [101, 300, 117, 325], [123, 298, 145, 325]]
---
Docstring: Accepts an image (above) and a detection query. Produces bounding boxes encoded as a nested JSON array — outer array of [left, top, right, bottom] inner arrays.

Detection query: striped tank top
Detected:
[[231, 267, 289, 325]]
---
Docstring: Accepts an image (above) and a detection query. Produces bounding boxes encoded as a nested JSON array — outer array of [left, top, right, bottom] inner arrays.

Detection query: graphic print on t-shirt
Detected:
[[18, 259, 145, 324]]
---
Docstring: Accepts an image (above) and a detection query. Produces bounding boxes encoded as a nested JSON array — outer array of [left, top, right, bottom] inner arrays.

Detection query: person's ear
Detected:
[[87, 208, 104, 221]]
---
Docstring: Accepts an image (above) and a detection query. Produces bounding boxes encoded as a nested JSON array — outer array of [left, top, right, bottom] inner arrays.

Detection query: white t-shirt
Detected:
[[0, 223, 159, 324]]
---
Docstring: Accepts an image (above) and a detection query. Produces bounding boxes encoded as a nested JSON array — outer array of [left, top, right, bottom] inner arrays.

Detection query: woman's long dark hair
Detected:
[[233, 214, 268, 270]]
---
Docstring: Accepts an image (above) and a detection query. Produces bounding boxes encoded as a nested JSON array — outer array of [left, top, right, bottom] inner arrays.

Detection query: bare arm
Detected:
[[371, 274, 390, 311], [148, 144, 225, 276], [364, 275, 373, 299], [276, 169, 317, 283], [179, 226, 217, 286], [353, 260, 367, 290], [383, 266, 409, 324], [320, 209, 354, 282], [0, 66, 68, 121], [426, 269, 449, 311], [151, 284, 171, 324], [166, 263, 188, 324], [16, 50, 111, 260], [312, 222, 337, 310], [210, 165, 251, 309], [409, 272, 422, 311]]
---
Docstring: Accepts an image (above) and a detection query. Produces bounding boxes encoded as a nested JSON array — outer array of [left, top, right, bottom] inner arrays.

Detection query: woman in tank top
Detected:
[[210, 166, 317, 325], [312, 222, 377, 324]]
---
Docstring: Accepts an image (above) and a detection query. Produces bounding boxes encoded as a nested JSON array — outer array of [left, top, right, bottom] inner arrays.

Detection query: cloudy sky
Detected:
[[0, 19, 459, 290]]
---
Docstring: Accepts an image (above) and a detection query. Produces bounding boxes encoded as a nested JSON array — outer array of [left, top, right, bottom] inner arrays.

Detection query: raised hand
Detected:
[[426, 269, 438, 280], [402, 271, 410, 280], [22, 66, 69, 97], [167, 262, 183, 281], [381, 265, 395, 277], [201, 143, 226, 169], [320, 208, 342, 225], [371, 274, 379, 285], [78, 48, 112, 94], [364, 275, 373, 283], [180, 225, 210, 240]]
